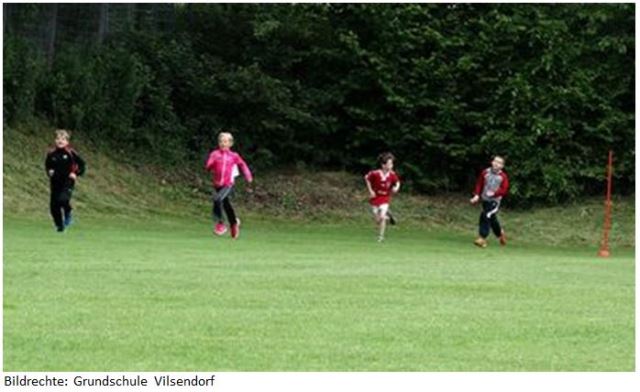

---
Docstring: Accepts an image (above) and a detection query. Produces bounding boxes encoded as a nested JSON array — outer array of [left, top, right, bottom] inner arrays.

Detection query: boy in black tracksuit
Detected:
[[45, 130, 86, 232]]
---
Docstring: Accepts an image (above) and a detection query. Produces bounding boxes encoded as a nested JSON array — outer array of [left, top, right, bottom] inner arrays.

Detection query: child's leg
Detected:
[[486, 201, 502, 237], [60, 189, 73, 222], [478, 202, 492, 238], [49, 191, 64, 230], [376, 204, 389, 240], [62, 202, 72, 219], [490, 214, 502, 237], [213, 187, 233, 223], [213, 200, 223, 223], [378, 213, 387, 238], [222, 197, 237, 225], [387, 210, 397, 225]]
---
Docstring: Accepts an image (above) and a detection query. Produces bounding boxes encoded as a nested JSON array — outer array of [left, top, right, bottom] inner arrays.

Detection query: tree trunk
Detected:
[[45, 4, 58, 68], [98, 3, 109, 44], [3, 3, 9, 35], [126, 4, 135, 31]]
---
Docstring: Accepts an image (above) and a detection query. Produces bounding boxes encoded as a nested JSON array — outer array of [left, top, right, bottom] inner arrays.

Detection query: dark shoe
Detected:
[[499, 230, 507, 246], [231, 218, 241, 239], [387, 211, 397, 225]]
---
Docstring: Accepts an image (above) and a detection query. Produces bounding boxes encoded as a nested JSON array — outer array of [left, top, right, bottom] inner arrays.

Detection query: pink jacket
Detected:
[[205, 148, 253, 187]]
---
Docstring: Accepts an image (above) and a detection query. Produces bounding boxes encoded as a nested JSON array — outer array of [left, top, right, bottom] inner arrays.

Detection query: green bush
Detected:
[[3, 35, 46, 123]]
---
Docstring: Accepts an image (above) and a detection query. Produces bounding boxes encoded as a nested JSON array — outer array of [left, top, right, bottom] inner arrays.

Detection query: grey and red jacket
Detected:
[[473, 168, 509, 202]]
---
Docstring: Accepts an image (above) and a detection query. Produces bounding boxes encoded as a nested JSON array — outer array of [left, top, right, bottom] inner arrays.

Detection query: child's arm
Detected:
[[392, 173, 401, 193], [205, 151, 216, 172], [235, 154, 253, 183], [71, 150, 86, 178], [470, 170, 485, 204], [364, 173, 376, 198], [45, 151, 54, 177]]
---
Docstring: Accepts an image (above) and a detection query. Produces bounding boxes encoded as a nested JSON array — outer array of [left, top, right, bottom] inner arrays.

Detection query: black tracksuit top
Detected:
[[45, 146, 86, 190]]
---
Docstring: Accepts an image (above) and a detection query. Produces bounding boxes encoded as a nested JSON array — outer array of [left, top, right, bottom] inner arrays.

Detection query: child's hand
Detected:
[[48, 169, 54, 177], [369, 191, 376, 198], [470, 195, 480, 204], [69, 173, 77, 180]]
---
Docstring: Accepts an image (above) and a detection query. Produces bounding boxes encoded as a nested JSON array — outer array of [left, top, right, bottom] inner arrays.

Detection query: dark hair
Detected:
[[378, 152, 395, 167]]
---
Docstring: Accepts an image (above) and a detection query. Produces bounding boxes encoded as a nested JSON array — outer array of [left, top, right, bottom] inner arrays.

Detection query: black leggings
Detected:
[[479, 200, 502, 239], [50, 188, 73, 229], [213, 186, 237, 225]]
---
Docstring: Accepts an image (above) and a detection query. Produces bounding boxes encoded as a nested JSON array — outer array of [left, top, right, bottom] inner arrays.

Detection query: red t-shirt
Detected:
[[365, 170, 400, 206]]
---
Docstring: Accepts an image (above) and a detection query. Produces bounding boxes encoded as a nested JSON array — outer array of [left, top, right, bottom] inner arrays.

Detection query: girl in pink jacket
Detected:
[[205, 132, 253, 239]]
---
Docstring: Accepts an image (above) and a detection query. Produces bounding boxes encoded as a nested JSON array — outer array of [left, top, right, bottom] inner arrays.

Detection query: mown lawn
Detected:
[[3, 215, 634, 371]]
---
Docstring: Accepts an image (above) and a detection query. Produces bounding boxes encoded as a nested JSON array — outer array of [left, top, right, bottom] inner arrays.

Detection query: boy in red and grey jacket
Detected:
[[205, 132, 253, 239], [470, 156, 509, 248]]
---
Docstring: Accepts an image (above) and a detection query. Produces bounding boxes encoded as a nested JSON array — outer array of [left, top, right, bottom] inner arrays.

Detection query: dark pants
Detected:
[[479, 200, 502, 239], [213, 186, 237, 225], [50, 187, 73, 229]]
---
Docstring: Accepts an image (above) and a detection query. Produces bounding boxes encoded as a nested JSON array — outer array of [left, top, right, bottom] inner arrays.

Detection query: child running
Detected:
[[364, 152, 401, 242], [470, 155, 509, 248], [45, 129, 86, 232], [205, 131, 253, 239]]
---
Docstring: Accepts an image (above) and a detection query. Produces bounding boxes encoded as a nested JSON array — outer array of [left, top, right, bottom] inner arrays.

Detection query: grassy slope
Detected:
[[2, 121, 635, 248], [3, 122, 636, 371], [3, 121, 203, 219]]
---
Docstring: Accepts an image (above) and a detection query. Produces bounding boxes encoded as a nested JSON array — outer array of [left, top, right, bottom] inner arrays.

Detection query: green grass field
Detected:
[[4, 214, 634, 371]]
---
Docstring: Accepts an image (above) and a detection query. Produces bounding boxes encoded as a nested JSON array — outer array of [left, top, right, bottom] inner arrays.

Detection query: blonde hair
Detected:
[[218, 131, 234, 145], [55, 129, 71, 140]]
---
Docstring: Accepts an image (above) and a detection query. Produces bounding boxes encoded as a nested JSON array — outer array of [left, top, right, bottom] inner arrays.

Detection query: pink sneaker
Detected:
[[214, 223, 227, 236], [231, 219, 241, 239]]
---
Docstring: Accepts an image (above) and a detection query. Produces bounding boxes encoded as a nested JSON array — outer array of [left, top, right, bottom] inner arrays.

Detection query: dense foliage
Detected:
[[3, 3, 634, 204]]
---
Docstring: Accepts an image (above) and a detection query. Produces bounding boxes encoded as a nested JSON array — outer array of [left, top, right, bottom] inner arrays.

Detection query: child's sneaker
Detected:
[[56, 226, 64, 233], [499, 230, 507, 246], [231, 218, 241, 239], [377, 235, 384, 242], [474, 237, 487, 248], [64, 213, 73, 228], [214, 223, 227, 236]]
